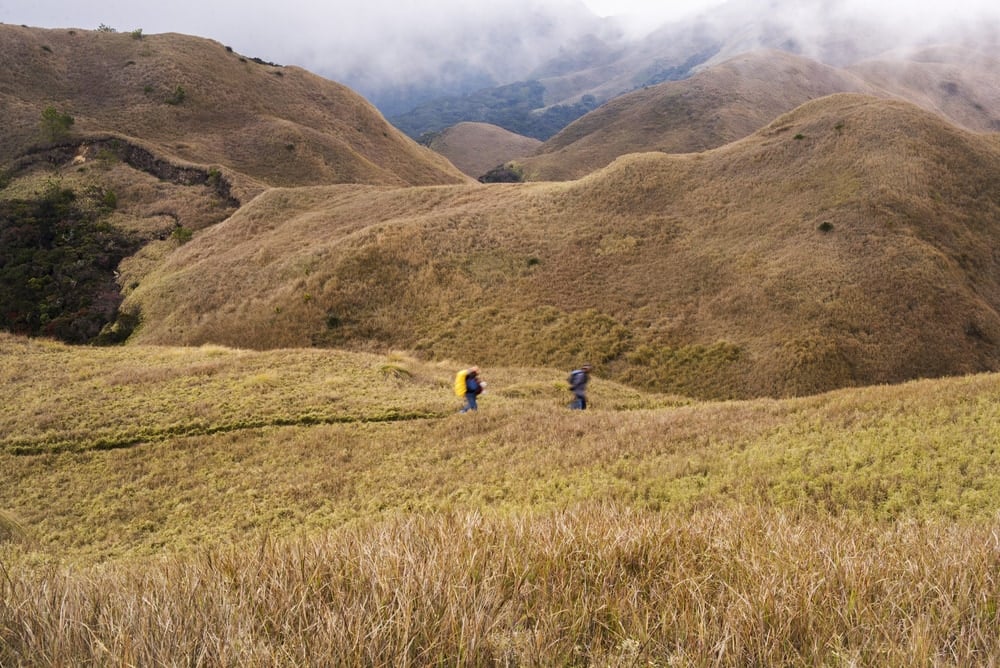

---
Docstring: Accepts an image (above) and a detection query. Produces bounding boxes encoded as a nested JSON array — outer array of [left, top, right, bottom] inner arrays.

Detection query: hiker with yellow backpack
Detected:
[[455, 366, 485, 413]]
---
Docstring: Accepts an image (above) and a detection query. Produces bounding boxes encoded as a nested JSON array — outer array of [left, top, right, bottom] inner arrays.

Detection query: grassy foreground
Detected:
[[3, 333, 1000, 665]]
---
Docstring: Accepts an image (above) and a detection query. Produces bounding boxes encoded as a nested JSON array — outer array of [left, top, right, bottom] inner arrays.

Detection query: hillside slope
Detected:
[[121, 94, 1000, 399], [427, 122, 542, 179], [518, 50, 877, 181], [515, 46, 1000, 183], [6, 332, 1000, 663], [848, 45, 1000, 134], [0, 25, 469, 198]]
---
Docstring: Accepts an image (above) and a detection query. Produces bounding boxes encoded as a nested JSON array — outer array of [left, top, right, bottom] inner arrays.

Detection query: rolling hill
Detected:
[[517, 49, 877, 181], [0, 24, 469, 201], [4, 24, 1000, 401], [6, 16, 1000, 665], [120, 94, 1000, 399], [513, 46, 1000, 182], [0, 25, 469, 345], [426, 122, 542, 179]]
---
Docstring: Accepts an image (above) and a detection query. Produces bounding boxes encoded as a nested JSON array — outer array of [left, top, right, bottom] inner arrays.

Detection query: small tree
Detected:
[[40, 106, 74, 142], [166, 85, 186, 105]]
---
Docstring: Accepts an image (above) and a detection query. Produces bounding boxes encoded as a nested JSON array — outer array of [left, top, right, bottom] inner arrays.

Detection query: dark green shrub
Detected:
[[0, 188, 140, 343], [171, 226, 193, 244], [40, 106, 74, 142], [479, 164, 524, 183], [166, 86, 186, 105]]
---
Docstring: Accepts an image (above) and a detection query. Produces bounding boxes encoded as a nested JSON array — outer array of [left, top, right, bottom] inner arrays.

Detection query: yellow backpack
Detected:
[[454, 369, 469, 397]]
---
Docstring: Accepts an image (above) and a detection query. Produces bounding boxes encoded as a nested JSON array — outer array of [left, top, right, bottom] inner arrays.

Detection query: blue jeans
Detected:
[[460, 393, 478, 412], [570, 393, 587, 410]]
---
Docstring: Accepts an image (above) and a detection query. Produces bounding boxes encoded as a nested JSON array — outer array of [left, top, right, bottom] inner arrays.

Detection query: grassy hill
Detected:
[[4, 332, 1000, 664], [0, 24, 469, 198], [118, 94, 1000, 399], [518, 50, 877, 181], [426, 122, 542, 179], [848, 44, 1000, 134], [5, 19, 1000, 667], [0, 25, 470, 345], [515, 46, 1000, 182]]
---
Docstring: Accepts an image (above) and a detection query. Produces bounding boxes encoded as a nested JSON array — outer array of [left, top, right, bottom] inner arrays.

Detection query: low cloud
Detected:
[[3, 0, 998, 110]]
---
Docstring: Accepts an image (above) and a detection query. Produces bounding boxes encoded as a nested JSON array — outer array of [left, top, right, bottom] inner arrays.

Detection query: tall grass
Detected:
[[3, 505, 1000, 666], [6, 335, 1000, 663]]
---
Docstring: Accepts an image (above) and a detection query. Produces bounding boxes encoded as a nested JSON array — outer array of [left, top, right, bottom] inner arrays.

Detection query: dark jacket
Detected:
[[569, 369, 589, 394]]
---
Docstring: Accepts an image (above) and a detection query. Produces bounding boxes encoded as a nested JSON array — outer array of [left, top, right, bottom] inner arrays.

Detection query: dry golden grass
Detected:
[[7, 27, 1000, 665], [4, 334, 1000, 664], [6, 506, 1000, 666], [518, 49, 879, 181], [122, 94, 1000, 399], [6, 331, 1000, 564], [848, 44, 1000, 135], [0, 24, 469, 196], [428, 122, 542, 178], [518, 46, 1000, 182]]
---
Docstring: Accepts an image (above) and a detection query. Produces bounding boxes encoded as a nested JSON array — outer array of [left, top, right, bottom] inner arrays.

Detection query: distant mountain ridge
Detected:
[[508, 45, 1000, 181], [390, 0, 1000, 142]]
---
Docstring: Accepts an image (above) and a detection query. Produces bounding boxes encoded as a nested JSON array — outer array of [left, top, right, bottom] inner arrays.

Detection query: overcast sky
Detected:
[[4, 0, 997, 54], [0, 1, 731, 59], [3, 0, 998, 104], [0, 0, 734, 98]]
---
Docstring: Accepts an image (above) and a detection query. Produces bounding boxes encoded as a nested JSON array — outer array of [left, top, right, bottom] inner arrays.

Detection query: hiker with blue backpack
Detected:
[[568, 364, 592, 410], [455, 366, 485, 412]]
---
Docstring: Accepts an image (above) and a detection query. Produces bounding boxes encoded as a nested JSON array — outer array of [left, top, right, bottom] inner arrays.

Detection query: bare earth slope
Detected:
[[0, 25, 469, 196], [428, 122, 542, 179], [123, 94, 1000, 399]]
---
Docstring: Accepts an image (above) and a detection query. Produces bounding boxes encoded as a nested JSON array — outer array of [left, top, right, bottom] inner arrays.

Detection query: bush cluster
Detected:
[[0, 186, 139, 343], [39, 106, 74, 142]]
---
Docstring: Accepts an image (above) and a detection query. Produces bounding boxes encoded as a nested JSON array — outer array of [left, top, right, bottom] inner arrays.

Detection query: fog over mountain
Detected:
[[1, 0, 622, 115], [2, 0, 998, 119]]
